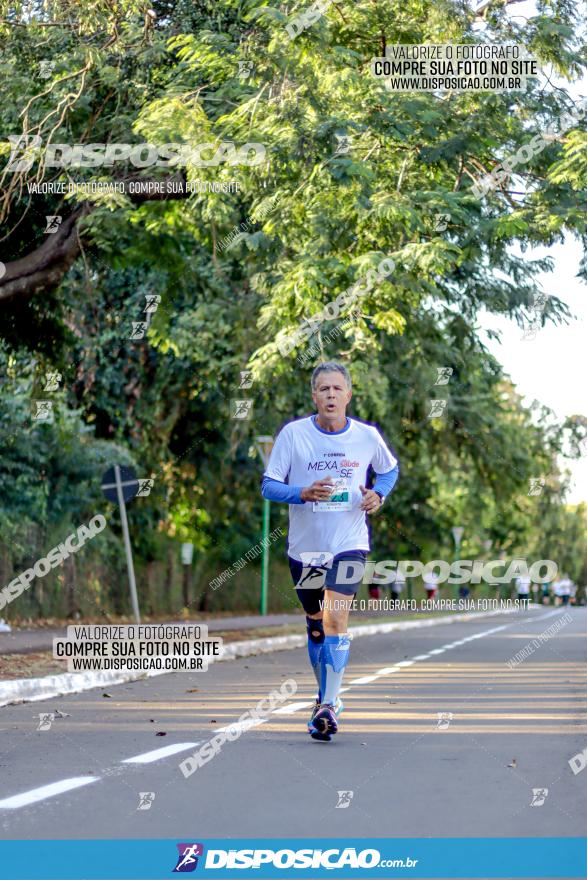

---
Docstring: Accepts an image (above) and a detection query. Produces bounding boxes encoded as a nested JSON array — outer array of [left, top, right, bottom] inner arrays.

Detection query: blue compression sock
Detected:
[[306, 617, 325, 702], [320, 634, 350, 706]]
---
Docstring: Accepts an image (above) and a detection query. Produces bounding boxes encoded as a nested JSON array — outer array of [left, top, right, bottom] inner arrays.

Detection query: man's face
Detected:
[[312, 371, 352, 422]]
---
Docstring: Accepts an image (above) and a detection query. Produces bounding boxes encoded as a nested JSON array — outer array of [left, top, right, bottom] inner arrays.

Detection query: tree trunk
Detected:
[[65, 553, 78, 618], [192, 556, 210, 613], [146, 560, 155, 616], [165, 546, 174, 614], [182, 565, 191, 609]]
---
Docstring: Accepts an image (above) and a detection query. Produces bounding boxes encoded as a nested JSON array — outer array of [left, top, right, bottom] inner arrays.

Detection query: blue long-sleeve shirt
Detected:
[[261, 465, 399, 505]]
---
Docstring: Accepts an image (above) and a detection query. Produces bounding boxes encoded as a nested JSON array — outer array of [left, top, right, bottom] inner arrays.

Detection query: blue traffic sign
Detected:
[[101, 465, 139, 503]]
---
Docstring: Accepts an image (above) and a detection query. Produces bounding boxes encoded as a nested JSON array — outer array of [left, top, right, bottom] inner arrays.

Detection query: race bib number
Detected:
[[312, 479, 352, 512]]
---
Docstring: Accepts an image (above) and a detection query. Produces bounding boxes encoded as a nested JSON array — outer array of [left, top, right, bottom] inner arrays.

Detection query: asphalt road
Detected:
[[0, 613, 306, 655], [1, 607, 586, 844]]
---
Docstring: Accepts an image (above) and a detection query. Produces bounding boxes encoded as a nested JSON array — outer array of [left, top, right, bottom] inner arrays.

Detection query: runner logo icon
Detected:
[[173, 843, 204, 872], [298, 551, 333, 589]]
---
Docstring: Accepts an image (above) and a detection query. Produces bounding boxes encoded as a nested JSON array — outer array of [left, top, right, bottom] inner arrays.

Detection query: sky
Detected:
[[478, 238, 587, 504], [471, 0, 587, 504], [473, 0, 587, 504]]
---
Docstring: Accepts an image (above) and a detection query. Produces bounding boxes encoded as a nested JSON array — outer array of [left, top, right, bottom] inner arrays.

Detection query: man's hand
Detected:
[[359, 484, 382, 514], [301, 478, 335, 502]]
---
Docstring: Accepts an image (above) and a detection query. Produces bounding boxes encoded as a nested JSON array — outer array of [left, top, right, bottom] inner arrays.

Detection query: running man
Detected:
[[261, 362, 399, 741], [515, 574, 531, 607], [424, 570, 440, 601], [556, 573, 574, 606]]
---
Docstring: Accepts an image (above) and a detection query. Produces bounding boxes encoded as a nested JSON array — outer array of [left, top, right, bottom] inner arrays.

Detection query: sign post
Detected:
[[483, 539, 493, 598], [101, 465, 141, 623], [451, 526, 464, 602], [181, 542, 194, 608], [254, 435, 275, 616]]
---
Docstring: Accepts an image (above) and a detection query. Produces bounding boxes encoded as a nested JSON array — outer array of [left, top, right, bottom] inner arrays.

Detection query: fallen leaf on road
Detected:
[[186, 688, 199, 693]]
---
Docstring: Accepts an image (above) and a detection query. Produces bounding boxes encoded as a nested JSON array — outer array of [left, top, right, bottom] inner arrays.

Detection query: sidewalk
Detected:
[[0, 614, 305, 655], [0, 605, 537, 708], [0, 602, 542, 656]]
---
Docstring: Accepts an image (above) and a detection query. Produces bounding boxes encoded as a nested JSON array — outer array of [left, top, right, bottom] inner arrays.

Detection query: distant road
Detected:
[[1, 607, 586, 841]]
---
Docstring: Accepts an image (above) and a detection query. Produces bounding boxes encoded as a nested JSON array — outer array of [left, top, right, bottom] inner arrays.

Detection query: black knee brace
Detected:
[[306, 616, 325, 643]]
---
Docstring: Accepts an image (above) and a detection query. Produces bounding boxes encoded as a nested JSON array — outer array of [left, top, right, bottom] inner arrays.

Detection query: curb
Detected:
[[0, 607, 527, 708]]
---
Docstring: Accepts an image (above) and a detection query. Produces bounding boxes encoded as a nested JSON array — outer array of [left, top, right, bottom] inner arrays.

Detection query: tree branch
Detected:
[[475, 0, 529, 17], [0, 174, 189, 306], [0, 205, 90, 305]]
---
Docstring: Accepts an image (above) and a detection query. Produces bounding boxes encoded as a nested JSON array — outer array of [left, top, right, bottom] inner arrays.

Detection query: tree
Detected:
[[1, 0, 586, 615]]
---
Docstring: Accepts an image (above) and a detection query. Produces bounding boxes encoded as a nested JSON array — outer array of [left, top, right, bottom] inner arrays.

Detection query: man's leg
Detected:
[[310, 551, 365, 739], [303, 595, 347, 729], [290, 556, 328, 716], [305, 609, 325, 702], [320, 590, 354, 706], [299, 601, 346, 733]]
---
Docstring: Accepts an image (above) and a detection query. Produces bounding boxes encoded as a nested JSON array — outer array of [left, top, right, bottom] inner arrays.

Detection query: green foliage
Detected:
[[1, 0, 587, 617]]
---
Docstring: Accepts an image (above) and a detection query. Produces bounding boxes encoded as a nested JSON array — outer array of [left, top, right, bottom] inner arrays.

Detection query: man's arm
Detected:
[[362, 428, 400, 512], [261, 476, 305, 504], [373, 464, 399, 500], [360, 462, 399, 514], [261, 475, 338, 504], [261, 423, 342, 505]]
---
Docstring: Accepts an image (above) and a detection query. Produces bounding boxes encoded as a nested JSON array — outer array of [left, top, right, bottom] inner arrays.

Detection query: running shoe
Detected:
[[307, 697, 343, 733], [309, 702, 340, 741]]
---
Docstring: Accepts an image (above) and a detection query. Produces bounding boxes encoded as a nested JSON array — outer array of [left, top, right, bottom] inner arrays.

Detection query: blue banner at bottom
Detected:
[[0, 838, 585, 878]]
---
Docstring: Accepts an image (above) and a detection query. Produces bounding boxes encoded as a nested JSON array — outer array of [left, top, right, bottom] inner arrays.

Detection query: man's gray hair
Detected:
[[311, 362, 352, 391]]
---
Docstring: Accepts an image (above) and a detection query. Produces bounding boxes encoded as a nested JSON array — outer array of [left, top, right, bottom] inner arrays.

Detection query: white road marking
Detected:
[[0, 776, 99, 809], [216, 718, 267, 735], [272, 701, 314, 715], [278, 615, 541, 720], [3, 611, 559, 811], [121, 742, 199, 764]]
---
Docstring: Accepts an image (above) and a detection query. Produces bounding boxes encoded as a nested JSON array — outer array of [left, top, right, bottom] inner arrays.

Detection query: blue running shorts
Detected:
[[288, 549, 367, 615]]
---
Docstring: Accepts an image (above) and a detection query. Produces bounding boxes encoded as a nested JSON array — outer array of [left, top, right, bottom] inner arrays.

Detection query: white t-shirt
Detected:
[[556, 578, 572, 595], [425, 572, 440, 590], [515, 577, 531, 594], [265, 415, 397, 561]]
